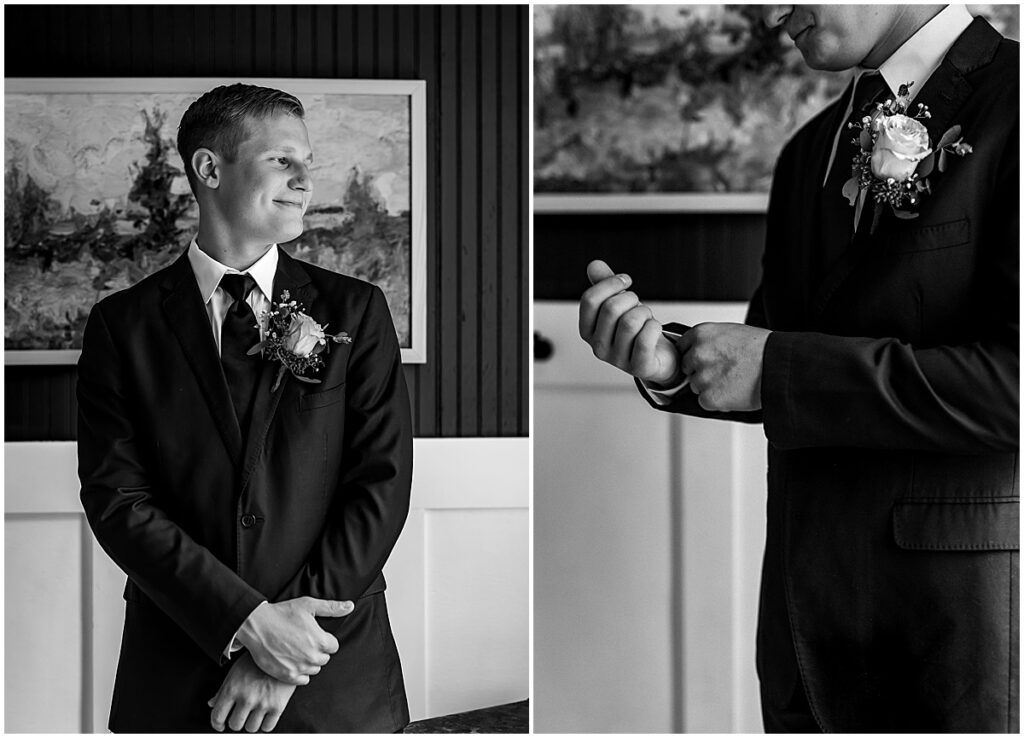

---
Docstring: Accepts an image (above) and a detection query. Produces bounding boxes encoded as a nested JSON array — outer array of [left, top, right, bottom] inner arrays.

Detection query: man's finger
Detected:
[[579, 273, 632, 340], [630, 319, 665, 377], [244, 708, 267, 734], [228, 701, 251, 733], [261, 709, 283, 733], [586, 259, 615, 286], [210, 695, 234, 732], [307, 599, 354, 617], [321, 633, 340, 655], [610, 304, 654, 366], [674, 325, 697, 355]]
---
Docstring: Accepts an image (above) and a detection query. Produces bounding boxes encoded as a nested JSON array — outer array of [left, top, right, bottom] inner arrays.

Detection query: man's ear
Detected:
[[191, 148, 221, 190]]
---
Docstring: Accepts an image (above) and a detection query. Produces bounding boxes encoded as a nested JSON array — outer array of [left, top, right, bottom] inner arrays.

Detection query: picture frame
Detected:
[[5, 77, 427, 364], [533, 4, 1019, 215]]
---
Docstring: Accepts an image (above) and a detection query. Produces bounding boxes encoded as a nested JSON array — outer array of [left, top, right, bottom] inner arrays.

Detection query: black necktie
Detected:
[[824, 73, 891, 235], [219, 273, 261, 433]]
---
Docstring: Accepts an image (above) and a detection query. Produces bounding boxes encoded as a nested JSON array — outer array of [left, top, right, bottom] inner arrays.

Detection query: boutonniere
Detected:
[[843, 81, 973, 233], [248, 290, 352, 392]]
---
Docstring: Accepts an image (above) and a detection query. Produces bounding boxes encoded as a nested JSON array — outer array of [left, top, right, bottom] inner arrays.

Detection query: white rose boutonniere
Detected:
[[843, 81, 974, 234], [248, 290, 352, 391], [871, 114, 932, 181], [284, 313, 326, 358]]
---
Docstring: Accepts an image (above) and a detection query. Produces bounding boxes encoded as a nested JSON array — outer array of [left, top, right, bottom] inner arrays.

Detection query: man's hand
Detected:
[[579, 260, 683, 387], [209, 651, 297, 733], [234, 597, 353, 686], [677, 322, 771, 411]]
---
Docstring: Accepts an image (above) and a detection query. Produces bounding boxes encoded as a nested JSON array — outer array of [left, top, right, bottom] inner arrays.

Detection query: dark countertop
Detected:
[[403, 700, 528, 734]]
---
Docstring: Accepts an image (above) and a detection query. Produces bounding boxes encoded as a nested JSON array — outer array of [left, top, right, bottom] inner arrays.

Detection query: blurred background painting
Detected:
[[534, 4, 1019, 195], [5, 80, 419, 353]]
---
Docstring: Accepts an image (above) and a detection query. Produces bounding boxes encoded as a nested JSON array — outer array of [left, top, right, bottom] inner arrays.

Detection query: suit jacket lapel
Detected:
[[912, 17, 996, 151], [240, 250, 318, 492], [810, 18, 997, 324], [161, 252, 244, 465]]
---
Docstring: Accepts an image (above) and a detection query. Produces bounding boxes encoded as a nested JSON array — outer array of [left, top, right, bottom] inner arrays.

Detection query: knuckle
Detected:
[[621, 311, 646, 333]]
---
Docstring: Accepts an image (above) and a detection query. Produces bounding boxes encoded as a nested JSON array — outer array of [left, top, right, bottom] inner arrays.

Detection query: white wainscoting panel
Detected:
[[535, 301, 768, 733], [425, 508, 529, 715], [4, 438, 528, 732], [5, 516, 84, 733]]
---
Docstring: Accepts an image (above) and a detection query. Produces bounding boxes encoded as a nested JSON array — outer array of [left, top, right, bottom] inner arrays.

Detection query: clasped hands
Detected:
[[208, 596, 354, 732], [579, 260, 770, 412]]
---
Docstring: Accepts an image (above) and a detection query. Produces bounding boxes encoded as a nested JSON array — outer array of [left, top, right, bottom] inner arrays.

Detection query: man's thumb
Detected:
[[586, 259, 615, 286], [309, 599, 354, 617]]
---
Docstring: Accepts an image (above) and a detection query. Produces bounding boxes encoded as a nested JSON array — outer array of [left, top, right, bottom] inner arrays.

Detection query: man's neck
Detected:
[[195, 220, 274, 271], [863, 5, 945, 69]]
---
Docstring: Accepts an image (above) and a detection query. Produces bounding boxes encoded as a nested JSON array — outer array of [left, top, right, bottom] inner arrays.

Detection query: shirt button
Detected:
[[240, 514, 257, 528]]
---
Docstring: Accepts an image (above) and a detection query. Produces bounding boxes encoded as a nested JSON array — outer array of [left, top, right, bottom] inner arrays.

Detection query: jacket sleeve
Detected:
[[760, 245, 1019, 453], [274, 286, 413, 602], [78, 302, 266, 664]]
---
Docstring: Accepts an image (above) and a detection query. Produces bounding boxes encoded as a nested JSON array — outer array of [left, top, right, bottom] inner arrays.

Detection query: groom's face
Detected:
[[216, 112, 314, 247], [762, 5, 898, 71]]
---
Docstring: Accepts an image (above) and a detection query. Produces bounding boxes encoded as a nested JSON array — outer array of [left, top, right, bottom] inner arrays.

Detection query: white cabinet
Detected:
[[534, 301, 768, 733]]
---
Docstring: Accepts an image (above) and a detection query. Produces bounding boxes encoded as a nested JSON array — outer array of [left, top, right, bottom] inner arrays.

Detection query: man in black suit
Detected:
[[580, 5, 1017, 732], [78, 84, 412, 732]]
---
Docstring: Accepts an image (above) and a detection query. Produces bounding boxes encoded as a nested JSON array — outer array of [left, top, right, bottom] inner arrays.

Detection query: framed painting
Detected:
[[5, 77, 427, 363], [533, 4, 1019, 213]]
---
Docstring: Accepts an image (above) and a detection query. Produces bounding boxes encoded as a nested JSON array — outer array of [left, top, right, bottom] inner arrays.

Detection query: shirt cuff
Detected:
[[639, 377, 689, 406], [223, 600, 269, 659]]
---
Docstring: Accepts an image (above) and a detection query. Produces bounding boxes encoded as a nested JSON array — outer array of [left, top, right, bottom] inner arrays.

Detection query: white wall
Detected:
[[4, 438, 528, 732]]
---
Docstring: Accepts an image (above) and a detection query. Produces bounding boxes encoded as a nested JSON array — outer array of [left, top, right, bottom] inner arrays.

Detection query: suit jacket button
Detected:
[[240, 514, 257, 528]]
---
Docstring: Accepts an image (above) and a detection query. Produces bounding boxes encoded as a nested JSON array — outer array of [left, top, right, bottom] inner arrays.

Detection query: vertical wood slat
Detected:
[[377, 5, 396, 79], [355, 5, 376, 78], [500, 6, 523, 436], [334, 6, 357, 78], [314, 5, 335, 78], [293, 6, 314, 78], [3, 4, 528, 439], [458, 6, 480, 435], [479, 7, 500, 436], [437, 5, 460, 437], [414, 5, 439, 437]]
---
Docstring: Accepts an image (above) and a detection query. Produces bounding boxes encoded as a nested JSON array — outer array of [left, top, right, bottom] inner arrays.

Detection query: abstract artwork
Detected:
[[534, 5, 1019, 200], [5, 78, 426, 362]]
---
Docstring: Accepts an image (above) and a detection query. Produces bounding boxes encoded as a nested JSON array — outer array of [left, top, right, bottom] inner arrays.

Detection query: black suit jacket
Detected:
[[643, 18, 1018, 732], [78, 249, 413, 732]]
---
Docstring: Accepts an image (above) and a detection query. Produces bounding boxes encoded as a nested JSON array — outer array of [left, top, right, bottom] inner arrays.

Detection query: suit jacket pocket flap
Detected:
[[299, 382, 346, 411], [886, 217, 971, 254], [893, 499, 1019, 551]]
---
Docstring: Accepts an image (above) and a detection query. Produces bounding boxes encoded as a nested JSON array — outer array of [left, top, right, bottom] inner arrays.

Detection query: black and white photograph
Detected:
[[535, 3, 1019, 733], [5, 5, 528, 733], [5, 1, 1021, 735]]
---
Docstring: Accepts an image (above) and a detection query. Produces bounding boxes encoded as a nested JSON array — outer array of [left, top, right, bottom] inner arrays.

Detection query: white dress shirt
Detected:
[[646, 5, 975, 405], [187, 239, 279, 355], [187, 238, 277, 656]]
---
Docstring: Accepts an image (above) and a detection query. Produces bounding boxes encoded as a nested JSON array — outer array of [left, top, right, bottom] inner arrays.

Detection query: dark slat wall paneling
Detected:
[[4, 5, 528, 440], [534, 213, 767, 302]]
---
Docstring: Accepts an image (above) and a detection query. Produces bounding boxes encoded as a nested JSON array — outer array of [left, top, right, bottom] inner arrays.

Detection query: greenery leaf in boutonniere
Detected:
[[247, 290, 353, 392]]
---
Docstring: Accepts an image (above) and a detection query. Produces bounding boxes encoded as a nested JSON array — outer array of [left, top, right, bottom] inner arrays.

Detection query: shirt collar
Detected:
[[187, 238, 279, 304], [869, 5, 973, 103]]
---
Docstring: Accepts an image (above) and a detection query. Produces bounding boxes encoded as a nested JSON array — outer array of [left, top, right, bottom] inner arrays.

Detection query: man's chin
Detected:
[[274, 223, 305, 245]]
